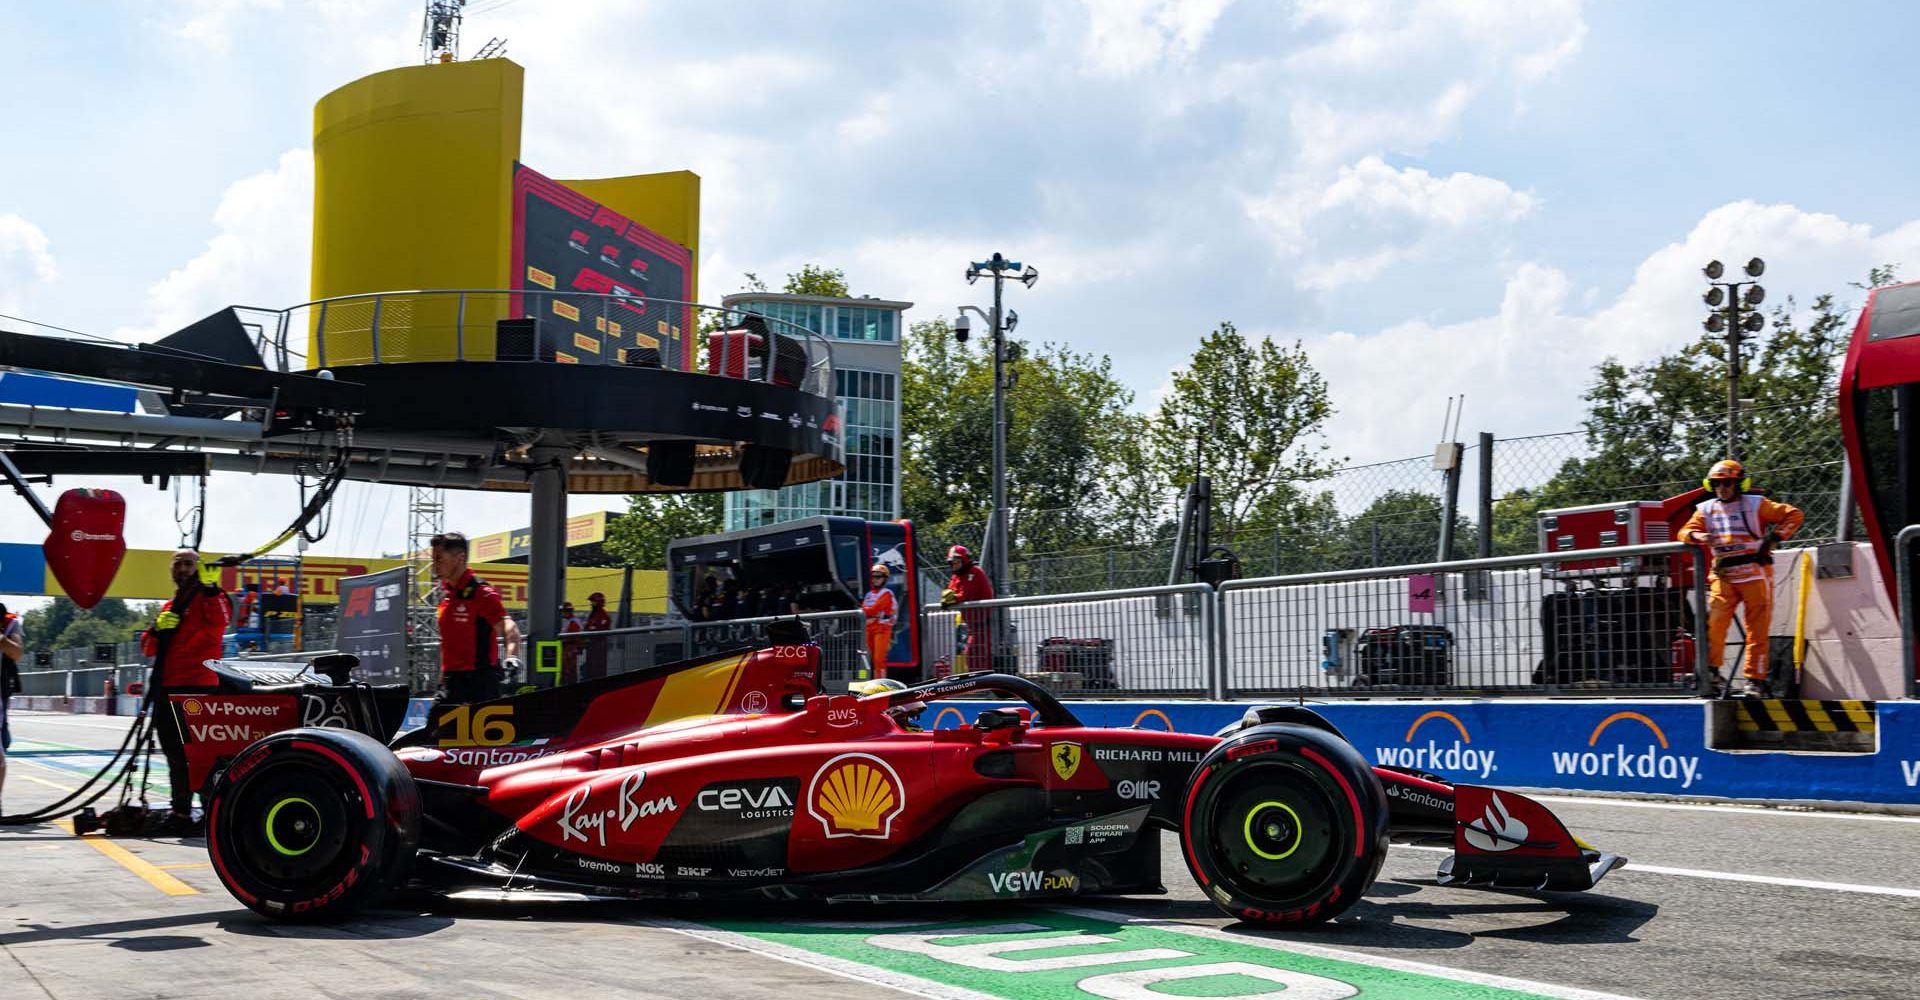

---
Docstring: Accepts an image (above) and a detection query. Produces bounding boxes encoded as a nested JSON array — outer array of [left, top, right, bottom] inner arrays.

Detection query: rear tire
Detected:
[[1179, 723, 1388, 926], [206, 728, 419, 922]]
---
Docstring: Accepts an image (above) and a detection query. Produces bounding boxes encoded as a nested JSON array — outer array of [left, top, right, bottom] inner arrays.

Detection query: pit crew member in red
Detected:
[[432, 532, 522, 705], [141, 548, 231, 828], [941, 545, 995, 670], [1678, 459, 1804, 696], [862, 563, 897, 679]]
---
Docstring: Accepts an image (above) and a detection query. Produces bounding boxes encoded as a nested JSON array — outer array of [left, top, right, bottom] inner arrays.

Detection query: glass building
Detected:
[[719, 292, 910, 529]]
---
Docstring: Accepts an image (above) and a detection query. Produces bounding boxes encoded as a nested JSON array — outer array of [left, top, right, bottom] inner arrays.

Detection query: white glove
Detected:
[[502, 656, 524, 676]]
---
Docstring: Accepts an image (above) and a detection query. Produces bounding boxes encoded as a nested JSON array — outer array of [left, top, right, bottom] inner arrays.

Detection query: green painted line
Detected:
[[691, 907, 1643, 1000]]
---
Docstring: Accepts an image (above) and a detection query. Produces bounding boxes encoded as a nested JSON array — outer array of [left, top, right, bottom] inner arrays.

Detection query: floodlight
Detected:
[[1745, 257, 1766, 277], [1704, 287, 1725, 307], [1020, 265, 1039, 289], [1743, 312, 1765, 332], [965, 267, 981, 285], [1005, 309, 1019, 334], [1705, 313, 1726, 332], [1744, 285, 1765, 306], [1704, 260, 1725, 280]]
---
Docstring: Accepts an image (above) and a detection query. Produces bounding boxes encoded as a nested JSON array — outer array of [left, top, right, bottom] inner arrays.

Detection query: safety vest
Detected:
[[862, 587, 896, 626], [1697, 494, 1769, 583]]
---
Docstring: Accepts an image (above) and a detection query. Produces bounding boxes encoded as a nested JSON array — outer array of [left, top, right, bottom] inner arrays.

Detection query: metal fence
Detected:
[[243, 290, 835, 398], [919, 584, 1218, 698], [1218, 543, 1706, 697], [925, 398, 1847, 599]]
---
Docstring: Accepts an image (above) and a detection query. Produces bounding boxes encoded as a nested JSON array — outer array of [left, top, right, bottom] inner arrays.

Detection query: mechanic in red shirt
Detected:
[[141, 548, 231, 831], [582, 591, 612, 681], [431, 532, 522, 706], [941, 545, 995, 671]]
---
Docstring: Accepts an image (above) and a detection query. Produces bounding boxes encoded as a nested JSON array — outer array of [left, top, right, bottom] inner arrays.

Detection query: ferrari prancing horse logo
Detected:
[[1052, 742, 1083, 781]]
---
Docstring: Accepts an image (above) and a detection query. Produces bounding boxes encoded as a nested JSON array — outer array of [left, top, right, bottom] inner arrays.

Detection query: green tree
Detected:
[[21, 597, 80, 652], [52, 615, 138, 652], [900, 319, 1151, 557], [1149, 322, 1338, 539], [603, 493, 725, 570], [1509, 266, 1898, 547], [781, 264, 850, 298], [1338, 489, 1477, 566]]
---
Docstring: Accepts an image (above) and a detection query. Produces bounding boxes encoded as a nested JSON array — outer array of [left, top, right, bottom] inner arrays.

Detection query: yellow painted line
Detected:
[[57, 819, 200, 897], [16, 772, 77, 793], [154, 862, 210, 871]]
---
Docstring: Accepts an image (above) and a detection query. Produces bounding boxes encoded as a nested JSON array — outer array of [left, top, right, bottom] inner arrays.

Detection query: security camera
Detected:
[[953, 312, 971, 344]]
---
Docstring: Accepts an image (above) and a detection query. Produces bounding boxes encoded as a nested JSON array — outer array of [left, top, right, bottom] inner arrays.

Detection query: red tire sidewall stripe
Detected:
[[291, 739, 376, 819], [1300, 746, 1365, 858], [1181, 764, 1213, 887], [204, 797, 258, 905]]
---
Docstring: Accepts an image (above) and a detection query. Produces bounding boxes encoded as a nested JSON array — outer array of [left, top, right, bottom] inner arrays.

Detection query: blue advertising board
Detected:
[[926, 698, 1920, 807], [0, 542, 46, 595]]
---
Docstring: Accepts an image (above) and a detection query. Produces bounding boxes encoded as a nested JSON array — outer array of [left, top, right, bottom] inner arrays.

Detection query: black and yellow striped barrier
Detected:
[[1736, 699, 1876, 734]]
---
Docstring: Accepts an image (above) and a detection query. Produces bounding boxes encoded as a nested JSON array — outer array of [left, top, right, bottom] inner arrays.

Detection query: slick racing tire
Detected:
[[1179, 723, 1388, 926], [206, 728, 419, 922]]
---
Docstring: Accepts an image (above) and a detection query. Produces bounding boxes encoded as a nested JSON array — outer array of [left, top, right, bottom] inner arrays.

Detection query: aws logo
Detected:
[[1372, 711, 1496, 779], [1551, 712, 1701, 789]]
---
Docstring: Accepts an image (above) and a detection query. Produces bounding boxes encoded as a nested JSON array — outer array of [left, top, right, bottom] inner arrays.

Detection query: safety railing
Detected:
[[1898, 524, 1919, 700], [14, 664, 147, 699], [543, 609, 869, 692], [248, 290, 835, 398], [922, 584, 1218, 698], [1218, 542, 1710, 698]]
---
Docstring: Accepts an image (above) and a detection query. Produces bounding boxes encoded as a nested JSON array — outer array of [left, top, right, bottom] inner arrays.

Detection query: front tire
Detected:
[[1179, 723, 1388, 926], [206, 728, 419, 921]]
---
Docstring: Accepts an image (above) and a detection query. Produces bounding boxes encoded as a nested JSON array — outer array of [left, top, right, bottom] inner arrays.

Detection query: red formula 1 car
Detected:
[[182, 638, 1624, 923]]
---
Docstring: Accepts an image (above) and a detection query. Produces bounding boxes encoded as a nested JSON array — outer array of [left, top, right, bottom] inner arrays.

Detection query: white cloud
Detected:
[[1077, 0, 1236, 76], [162, 0, 285, 53], [118, 148, 312, 342], [1247, 156, 1537, 289], [1292, 200, 1920, 467], [0, 213, 57, 312]]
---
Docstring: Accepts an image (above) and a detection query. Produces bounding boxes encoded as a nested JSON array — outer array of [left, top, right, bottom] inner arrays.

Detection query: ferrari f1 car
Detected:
[[179, 637, 1625, 924]]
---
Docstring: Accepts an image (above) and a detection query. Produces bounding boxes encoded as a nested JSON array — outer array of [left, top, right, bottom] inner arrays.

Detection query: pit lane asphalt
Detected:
[[4, 710, 1916, 1000]]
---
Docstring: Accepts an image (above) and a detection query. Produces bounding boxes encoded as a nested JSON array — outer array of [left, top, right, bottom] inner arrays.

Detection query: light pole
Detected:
[[957, 252, 1038, 596], [1702, 257, 1767, 461]]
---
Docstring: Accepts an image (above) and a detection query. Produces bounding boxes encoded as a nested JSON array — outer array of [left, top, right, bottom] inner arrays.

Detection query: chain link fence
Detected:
[[924, 400, 1847, 598]]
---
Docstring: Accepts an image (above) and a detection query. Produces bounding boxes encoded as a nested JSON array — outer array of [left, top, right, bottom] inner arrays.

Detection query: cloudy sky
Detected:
[[1, 0, 1916, 568]]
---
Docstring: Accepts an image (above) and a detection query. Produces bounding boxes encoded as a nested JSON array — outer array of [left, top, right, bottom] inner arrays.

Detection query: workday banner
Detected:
[[925, 699, 1920, 807]]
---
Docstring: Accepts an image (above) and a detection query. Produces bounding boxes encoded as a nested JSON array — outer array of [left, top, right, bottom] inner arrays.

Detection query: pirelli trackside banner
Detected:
[[925, 699, 1920, 807]]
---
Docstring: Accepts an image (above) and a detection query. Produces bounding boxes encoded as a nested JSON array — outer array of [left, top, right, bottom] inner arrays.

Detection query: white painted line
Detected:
[[646, 919, 996, 1000], [1060, 906, 1650, 1000], [1393, 844, 1920, 899], [1529, 793, 1920, 824]]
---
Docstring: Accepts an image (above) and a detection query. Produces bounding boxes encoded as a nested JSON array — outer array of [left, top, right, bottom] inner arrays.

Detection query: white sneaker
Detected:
[[1738, 678, 1768, 698]]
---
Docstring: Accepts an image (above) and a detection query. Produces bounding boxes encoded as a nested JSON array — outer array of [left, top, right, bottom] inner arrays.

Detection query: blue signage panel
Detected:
[[925, 698, 1920, 807], [0, 542, 48, 594]]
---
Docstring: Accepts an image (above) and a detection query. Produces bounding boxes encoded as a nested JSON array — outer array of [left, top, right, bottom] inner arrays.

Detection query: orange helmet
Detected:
[[870, 563, 890, 578], [1703, 459, 1750, 491]]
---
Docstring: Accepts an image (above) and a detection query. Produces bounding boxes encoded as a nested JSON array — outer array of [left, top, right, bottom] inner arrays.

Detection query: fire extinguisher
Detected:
[[1671, 630, 1696, 682], [103, 675, 117, 717]]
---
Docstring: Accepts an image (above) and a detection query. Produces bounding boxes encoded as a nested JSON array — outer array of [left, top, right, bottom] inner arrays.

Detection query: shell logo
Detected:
[[807, 752, 905, 839], [182, 698, 205, 716]]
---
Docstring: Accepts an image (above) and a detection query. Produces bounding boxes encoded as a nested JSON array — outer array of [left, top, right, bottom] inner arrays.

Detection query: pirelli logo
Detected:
[[573, 333, 602, 354], [553, 300, 581, 321], [633, 332, 660, 350], [527, 266, 556, 289], [555, 351, 579, 364], [595, 317, 623, 336], [1736, 699, 1876, 734]]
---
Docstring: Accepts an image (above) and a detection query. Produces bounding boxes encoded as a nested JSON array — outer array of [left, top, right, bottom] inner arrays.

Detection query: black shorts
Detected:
[[438, 667, 503, 706]]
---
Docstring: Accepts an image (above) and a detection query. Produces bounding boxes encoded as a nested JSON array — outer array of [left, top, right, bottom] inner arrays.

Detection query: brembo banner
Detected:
[[925, 698, 1920, 807]]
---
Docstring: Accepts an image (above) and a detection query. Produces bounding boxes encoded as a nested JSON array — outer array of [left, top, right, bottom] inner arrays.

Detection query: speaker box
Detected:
[[496, 317, 542, 361], [623, 345, 662, 368], [739, 445, 792, 490], [647, 441, 696, 487]]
